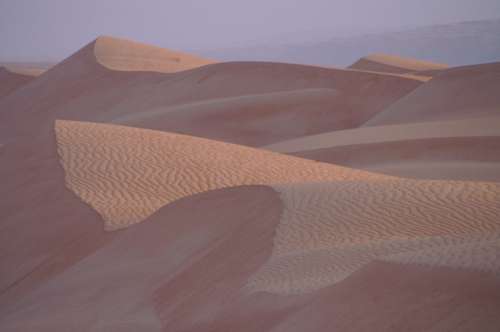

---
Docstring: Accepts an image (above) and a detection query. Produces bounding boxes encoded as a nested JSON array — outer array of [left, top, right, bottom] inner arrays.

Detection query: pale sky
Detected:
[[1, 0, 500, 61]]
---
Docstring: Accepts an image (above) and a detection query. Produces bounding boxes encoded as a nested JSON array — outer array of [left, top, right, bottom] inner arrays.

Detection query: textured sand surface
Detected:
[[94, 36, 215, 73], [365, 62, 500, 125], [55, 120, 380, 230], [249, 180, 500, 294], [349, 53, 448, 75]]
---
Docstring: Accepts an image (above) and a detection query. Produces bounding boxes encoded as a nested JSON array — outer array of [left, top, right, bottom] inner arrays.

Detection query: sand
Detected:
[[1, 35, 500, 331], [365, 61, 500, 125], [0, 37, 422, 147], [94, 36, 215, 73], [55, 120, 379, 230], [0, 66, 41, 99], [249, 180, 500, 293], [264, 117, 500, 180], [349, 53, 448, 75]]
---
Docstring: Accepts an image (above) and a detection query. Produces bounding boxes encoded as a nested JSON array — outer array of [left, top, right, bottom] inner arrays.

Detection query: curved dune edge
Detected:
[[247, 180, 500, 294], [54, 120, 382, 230], [349, 53, 448, 75], [93, 35, 215, 73], [264, 116, 500, 153]]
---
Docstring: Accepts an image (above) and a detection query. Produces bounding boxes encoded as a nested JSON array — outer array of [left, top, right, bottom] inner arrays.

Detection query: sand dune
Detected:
[[94, 35, 215, 73], [349, 53, 448, 75], [365, 62, 500, 126], [55, 120, 379, 230], [0, 37, 422, 147]]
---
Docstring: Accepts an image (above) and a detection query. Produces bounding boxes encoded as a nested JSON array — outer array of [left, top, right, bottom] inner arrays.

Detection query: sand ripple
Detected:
[[247, 180, 500, 294], [55, 120, 378, 230]]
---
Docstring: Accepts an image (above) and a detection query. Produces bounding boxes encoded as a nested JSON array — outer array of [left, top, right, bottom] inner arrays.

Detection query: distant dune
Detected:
[[349, 53, 448, 75], [1, 35, 500, 332]]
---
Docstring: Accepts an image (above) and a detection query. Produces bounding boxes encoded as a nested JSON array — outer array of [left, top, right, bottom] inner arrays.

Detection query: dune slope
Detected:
[[0, 67, 39, 99], [364, 62, 500, 126], [265, 117, 500, 180]]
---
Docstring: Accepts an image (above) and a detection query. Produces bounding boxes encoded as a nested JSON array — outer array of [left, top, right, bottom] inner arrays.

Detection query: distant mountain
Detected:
[[202, 19, 500, 67]]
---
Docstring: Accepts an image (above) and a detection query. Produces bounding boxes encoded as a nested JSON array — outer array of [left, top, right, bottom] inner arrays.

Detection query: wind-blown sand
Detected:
[[1, 35, 500, 331]]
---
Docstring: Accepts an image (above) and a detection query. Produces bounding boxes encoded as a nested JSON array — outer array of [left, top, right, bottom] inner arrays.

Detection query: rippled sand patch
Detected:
[[247, 180, 500, 294], [55, 120, 380, 230]]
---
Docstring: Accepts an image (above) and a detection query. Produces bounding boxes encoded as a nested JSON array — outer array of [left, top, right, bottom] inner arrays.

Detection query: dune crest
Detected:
[[55, 120, 380, 230], [93, 35, 215, 73], [349, 53, 448, 75]]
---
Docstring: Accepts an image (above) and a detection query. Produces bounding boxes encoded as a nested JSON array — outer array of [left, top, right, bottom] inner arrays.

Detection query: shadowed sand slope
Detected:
[[349, 53, 448, 75], [365, 62, 500, 126], [0, 186, 284, 332], [0, 66, 40, 99], [94, 36, 215, 73], [265, 117, 500, 180], [107, 63, 422, 146], [55, 120, 380, 230]]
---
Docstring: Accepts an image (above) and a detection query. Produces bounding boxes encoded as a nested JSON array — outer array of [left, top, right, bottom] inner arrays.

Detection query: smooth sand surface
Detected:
[[265, 117, 500, 153], [365, 62, 500, 125], [265, 118, 500, 180], [349, 53, 448, 75]]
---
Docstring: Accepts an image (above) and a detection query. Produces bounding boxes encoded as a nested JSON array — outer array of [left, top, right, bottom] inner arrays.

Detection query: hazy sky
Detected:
[[1, 0, 500, 61]]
